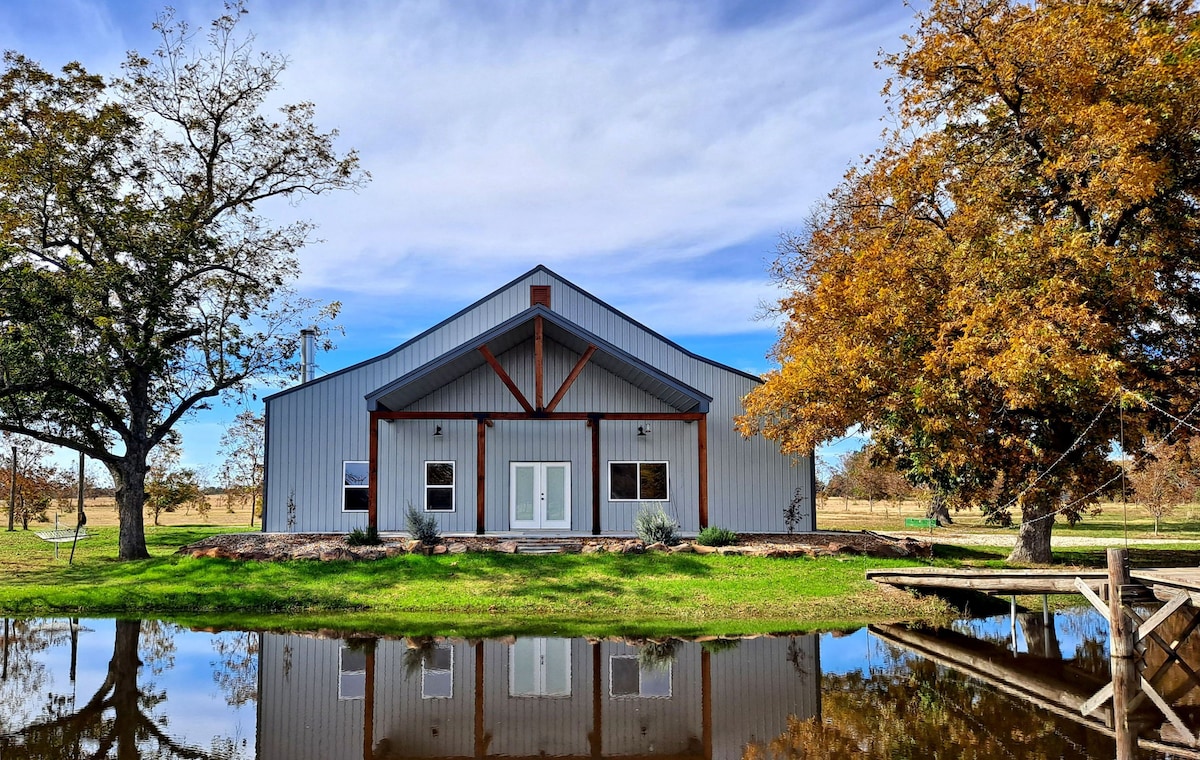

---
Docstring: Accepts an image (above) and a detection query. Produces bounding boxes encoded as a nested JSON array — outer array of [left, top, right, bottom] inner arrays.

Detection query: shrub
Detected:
[[696, 526, 738, 546], [406, 504, 441, 544], [347, 525, 381, 546], [634, 505, 680, 545], [636, 640, 678, 671]]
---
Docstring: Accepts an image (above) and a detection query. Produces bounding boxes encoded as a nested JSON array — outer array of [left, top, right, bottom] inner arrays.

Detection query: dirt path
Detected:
[[891, 530, 1200, 547]]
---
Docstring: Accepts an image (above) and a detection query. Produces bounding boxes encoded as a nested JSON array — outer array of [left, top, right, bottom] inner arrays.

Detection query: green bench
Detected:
[[904, 517, 938, 529]]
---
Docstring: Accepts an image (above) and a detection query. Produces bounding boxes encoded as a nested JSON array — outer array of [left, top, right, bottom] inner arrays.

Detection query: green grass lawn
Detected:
[[0, 524, 954, 636]]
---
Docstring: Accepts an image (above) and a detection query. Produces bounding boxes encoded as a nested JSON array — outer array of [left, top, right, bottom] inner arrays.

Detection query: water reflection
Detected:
[[7, 609, 1200, 758]]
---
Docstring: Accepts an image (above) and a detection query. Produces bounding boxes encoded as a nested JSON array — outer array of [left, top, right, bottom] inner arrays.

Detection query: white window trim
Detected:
[[424, 460, 456, 512], [608, 655, 672, 699], [607, 461, 670, 502], [421, 644, 454, 699], [342, 460, 369, 513], [338, 645, 366, 701]]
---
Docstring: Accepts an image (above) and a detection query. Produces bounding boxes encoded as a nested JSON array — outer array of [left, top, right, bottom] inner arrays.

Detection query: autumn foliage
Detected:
[[740, 0, 1200, 562]]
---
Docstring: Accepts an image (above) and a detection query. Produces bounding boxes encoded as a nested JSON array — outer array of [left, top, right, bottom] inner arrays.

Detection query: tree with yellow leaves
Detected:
[[740, 0, 1200, 562]]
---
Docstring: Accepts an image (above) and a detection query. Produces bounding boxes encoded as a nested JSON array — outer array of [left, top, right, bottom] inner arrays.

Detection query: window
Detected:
[[339, 645, 367, 700], [610, 655, 671, 698], [609, 461, 669, 501], [421, 645, 454, 699], [343, 461, 369, 512], [425, 461, 455, 511]]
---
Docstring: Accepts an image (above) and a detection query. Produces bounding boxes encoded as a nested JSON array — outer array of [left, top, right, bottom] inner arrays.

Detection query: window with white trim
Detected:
[[343, 461, 369, 512], [610, 655, 672, 698], [425, 461, 455, 511], [421, 644, 454, 699], [608, 461, 669, 501], [339, 645, 366, 700]]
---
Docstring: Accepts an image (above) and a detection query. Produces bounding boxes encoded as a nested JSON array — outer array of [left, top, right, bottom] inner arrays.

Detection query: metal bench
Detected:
[[35, 528, 89, 543]]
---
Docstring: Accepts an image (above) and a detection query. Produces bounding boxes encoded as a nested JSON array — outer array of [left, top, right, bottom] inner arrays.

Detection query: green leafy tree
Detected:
[[218, 409, 264, 525], [144, 443, 207, 526], [740, 0, 1200, 562], [0, 3, 364, 558]]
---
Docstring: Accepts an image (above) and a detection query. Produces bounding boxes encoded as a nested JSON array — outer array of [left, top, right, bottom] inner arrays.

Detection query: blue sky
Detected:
[[0, 0, 917, 475]]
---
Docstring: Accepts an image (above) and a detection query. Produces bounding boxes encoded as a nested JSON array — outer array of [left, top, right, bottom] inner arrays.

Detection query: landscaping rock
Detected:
[[717, 546, 750, 556], [385, 545, 406, 558], [692, 544, 718, 554], [668, 543, 695, 553], [431, 544, 449, 555], [320, 548, 358, 562], [620, 540, 644, 554], [645, 541, 669, 552], [355, 548, 387, 561], [405, 539, 424, 553], [447, 542, 468, 554], [497, 541, 519, 554], [582, 544, 604, 554]]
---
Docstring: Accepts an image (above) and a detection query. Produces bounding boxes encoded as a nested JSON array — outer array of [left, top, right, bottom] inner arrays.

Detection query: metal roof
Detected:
[[364, 305, 712, 413]]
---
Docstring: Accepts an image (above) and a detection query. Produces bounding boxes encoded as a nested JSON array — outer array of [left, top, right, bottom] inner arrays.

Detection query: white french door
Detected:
[[510, 462, 571, 530], [509, 637, 572, 697]]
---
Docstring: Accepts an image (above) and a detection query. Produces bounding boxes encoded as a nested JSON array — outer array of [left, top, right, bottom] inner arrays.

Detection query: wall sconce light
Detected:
[[637, 425, 651, 437], [433, 425, 443, 438]]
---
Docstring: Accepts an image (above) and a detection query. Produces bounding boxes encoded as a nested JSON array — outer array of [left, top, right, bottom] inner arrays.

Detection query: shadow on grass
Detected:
[[932, 545, 1008, 562]]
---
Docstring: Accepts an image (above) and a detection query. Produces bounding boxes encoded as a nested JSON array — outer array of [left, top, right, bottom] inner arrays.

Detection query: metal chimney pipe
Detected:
[[300, 328, 316, 384]]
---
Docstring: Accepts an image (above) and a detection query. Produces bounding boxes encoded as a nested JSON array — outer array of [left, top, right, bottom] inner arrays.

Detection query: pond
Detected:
[[0, 607, 1197, 759]]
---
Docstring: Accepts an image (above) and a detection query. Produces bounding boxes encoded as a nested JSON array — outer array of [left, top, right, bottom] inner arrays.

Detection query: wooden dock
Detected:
[[870, 551, 1200, 757], [867, 566, 1200, 602]]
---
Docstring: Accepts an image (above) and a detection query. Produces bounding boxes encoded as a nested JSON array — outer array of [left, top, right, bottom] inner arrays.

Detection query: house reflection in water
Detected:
[[258, 635, 820, 760]]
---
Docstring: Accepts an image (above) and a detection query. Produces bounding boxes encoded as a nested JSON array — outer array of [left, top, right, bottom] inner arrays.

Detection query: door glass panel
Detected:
[[514, 466, 535, 522], [545, 466, 566, 522], [510, 639, 538, 696], [543, 638, 571, 696]]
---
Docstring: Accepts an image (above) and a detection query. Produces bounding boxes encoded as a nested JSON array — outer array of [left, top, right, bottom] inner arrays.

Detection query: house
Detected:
[[257, 633, 821, 760], [261, 265, 813, 534]]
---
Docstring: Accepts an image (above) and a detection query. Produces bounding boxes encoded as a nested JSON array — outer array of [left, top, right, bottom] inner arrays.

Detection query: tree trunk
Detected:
[[111, 619, 143, 760], [110, 461, 150, 560], [1009, 514, 1053, 564]]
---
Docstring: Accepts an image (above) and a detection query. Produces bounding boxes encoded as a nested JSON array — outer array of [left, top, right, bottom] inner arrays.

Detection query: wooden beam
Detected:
[[368, 410, 379, 531], [701, 649, 712, 760], [697, 416, 708, 530], [364, 642, 376, 760], [590, 416, 601, 535], [590, 642, 602, 759], [546, 345, 596, 413], [479, 345, 535, 414], [374, 410, 705, 422], [534, 316, 544, 411], [477, 419, 487, 535], [1137, 591, 1190, 642]]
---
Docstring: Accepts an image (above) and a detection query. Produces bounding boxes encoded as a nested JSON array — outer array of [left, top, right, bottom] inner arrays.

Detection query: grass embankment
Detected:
[[0, 525, 951, 637]]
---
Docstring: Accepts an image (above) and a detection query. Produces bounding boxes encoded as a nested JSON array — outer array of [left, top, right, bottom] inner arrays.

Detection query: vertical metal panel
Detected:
[[710, 636, 821, 759], [257, 633, 365, 760], [373, 639, 476, 757], [265, 268, 814, 535], [600, 640, 703, 756], [482, 638, 592, 757]]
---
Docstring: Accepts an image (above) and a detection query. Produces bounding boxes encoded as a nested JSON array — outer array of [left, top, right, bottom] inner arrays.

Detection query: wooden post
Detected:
[[477, 419, 487, 535], [534, 316, 544, 411], [474, 642, 486, 760], [590, 642, 602, 759], [590, 416, 601, 535], [368, 412, 379, 532], [1108, 548, 1137, 760], [701, 648, 713, 760], [363, 642, 376, 760], [697, 417, 708, 530]]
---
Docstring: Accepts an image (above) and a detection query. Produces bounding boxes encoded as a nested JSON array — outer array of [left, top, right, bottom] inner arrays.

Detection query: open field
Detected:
[[18, 494, 258, 531], [816, 497, 1200, 543]]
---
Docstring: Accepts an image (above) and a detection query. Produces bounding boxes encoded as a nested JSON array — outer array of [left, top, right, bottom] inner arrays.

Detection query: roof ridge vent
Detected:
[[530, 285, 551, 307]]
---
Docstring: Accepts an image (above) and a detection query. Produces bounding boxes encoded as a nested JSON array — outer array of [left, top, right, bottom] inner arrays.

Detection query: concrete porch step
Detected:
[[511, 540, 584, 555]]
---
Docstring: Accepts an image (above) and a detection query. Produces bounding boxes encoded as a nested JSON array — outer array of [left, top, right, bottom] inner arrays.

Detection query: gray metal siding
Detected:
[[600, 641, 703, 756], [710, 636, 821, 759], [374, 640, 476, 758], [258, 634, 365, 760], [265, 268, 813, 534]]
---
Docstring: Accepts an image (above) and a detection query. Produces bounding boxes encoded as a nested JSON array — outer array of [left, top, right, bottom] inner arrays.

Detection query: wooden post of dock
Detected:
[[1108, 548, 1137, 760]]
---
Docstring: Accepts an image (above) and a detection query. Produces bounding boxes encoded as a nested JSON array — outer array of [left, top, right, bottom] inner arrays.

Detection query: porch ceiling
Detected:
[[365, 305, 711, 413]]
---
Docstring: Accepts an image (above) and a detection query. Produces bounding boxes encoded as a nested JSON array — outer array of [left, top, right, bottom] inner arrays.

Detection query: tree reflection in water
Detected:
[[0, 619, 247, 759]]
